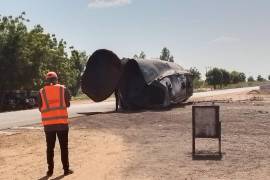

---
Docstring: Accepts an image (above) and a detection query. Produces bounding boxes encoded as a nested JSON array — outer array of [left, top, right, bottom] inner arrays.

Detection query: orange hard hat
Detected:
[[46, 71, 58, 80]]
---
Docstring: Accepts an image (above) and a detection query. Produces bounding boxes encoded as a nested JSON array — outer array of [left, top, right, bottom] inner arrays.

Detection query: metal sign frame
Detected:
[[192, 105, 221, 157]]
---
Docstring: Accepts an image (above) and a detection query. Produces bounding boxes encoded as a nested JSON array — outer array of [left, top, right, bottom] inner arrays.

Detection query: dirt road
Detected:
[[0, 90, 270, 180]]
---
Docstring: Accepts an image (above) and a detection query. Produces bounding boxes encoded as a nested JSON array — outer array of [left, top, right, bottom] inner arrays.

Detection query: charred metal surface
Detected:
[[81, 49, 122, 102], [81, 49, 193, 110]]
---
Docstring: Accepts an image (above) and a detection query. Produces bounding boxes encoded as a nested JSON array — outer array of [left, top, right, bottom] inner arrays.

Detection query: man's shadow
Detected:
[[37, 175, 65, 180]]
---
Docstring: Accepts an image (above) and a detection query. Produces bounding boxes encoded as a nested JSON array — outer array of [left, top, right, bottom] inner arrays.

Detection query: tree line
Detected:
[[190, 67, 269, 89], [0, 12, 87, 96]]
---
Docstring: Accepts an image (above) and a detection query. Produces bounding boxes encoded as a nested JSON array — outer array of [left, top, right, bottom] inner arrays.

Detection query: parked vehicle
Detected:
[[0, 90, 39, 111]]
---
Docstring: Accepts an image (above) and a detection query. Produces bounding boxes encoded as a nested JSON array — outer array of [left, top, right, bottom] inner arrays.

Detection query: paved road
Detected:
[[0, 101, 115, 130], [191, 86, 259, 98], [0, 86, 259, 130]]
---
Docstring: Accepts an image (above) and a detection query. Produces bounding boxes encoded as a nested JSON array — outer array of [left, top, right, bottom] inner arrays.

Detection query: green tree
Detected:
[[189, 67, 202, 89], [168, 56, 174, 62], [189, 67, 201, 80], [0, 12, 87, 95], [230, 71, 240, 84], [257, 75, 265, 82], [239, 72, 246, 82], [134, 51, 146, 59], [220, 69, 231, 86], [160, 47, 174, 62], [206, 68, 223, 89], [230, 71, 246, 83], [69, 49, 88, 96], [0, 12, 29, 90], [268, 75, 270, 81], [247, 76, 255, 82]]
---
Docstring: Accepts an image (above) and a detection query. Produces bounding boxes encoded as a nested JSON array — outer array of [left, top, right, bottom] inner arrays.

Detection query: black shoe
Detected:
[[46, 170, 53, 177], [64, 169, 74, 176]]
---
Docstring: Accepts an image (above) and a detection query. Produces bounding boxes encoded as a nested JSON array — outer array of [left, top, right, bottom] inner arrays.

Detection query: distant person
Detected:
[[37, 71, 73, 177]]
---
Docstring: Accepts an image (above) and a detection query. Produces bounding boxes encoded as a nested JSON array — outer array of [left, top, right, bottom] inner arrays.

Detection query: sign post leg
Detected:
[[219, 136, 221, 156], [192, 136, 195, 156]]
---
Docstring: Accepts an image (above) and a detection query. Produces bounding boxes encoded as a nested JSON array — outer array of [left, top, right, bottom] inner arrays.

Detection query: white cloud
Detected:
[[88, 0, 131, 8], [210, 36, 240, 44]]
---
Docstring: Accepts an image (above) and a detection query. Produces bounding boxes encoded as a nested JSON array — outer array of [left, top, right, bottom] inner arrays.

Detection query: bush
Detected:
[[248, 76, 255, 82]]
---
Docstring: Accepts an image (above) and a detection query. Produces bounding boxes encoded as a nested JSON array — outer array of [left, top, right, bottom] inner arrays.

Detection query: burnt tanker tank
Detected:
[[81, 49, 193, 110]]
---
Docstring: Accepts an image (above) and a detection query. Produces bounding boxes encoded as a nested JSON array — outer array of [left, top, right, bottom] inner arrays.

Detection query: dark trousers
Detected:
[[45, 130, 69, 171]]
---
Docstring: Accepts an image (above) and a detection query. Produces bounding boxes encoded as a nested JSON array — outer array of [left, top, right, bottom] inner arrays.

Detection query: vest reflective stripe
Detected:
[[41, 88, 49, 109], [42, 119, 68, 126], [40, 85, 68, 126], [42, 116, 68, 121], [41, 109, 68, 119], [60, 86, 64, 107], [41, 106, 66, 113]]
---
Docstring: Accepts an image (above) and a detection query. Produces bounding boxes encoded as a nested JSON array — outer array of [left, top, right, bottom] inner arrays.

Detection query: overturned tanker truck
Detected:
[[81, 49, 193, 110]]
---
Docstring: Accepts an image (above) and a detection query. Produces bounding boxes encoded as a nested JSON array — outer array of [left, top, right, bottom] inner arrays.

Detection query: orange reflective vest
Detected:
[[40, 84, 68, 126]]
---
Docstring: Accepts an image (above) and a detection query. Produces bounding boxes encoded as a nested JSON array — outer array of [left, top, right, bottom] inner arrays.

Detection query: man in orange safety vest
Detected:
[[38, 71, 73, 177]]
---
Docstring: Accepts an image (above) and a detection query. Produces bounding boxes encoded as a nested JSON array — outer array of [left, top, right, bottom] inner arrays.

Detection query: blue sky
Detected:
[[1, 0, 270, 78]]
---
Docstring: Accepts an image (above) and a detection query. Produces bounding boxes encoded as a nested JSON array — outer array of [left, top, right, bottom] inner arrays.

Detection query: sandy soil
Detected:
[[0, 90, 270, 180]]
